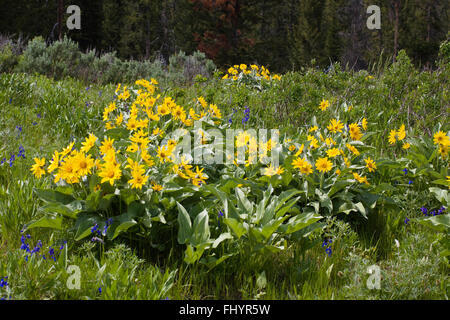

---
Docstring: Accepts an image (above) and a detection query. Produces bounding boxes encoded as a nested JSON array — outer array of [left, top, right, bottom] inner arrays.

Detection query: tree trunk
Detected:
[[57, 0, 64, 40], [393, 0, 400, 62]]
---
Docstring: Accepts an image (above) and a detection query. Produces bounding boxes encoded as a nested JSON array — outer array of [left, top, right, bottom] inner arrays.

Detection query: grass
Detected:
[[0, 70, 448, 300]]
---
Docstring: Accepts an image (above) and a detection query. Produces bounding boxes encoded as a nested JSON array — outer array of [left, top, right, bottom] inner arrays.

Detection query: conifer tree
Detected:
[[290, 0, 326, 68]]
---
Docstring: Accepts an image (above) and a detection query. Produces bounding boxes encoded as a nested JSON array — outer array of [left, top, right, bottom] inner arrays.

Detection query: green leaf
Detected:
[[212, 232, 233, 248], [432, 179, 450, 187], [120, 188, 138, 206], [337, 202, 357, 215], [254, 185, 273, 224], [104, 128, 129, 140], [176, 202, 192, 244], [98, 193, 117, 211], [184, 243, 209, 264], [200, 253, 235, 270], [308, 201, 320, 214], [355, 202, 367, 219], [416, 214, 450, 233], [203, 184, 229, 215], [261, 216, 289, 239], [86, 191, 102, 211], [235, 187, 253, 213], [275, 189, 303, 212], [111, 220, 137, 240], [374, 183, 397, 193], [326, 264, 334, 279], [256, 271, 267, 290], [74, 213, 99, 241], [328, 180, 353, 197], [127, 201, 145, 218], [249, 227, 265, 243], [281, 170, 293, 186], [281, 212, 323, 234], [358, 192, 380, 209], [440, 249, 450, 258], [315, 189, 332, 213], [223, 218, 247, 239], [108, 205, 142, 240], [191, 210, 210, 246], [429, 187, 449, 206], [275, 197, 301, 218], [26, 215, 63, 230], [33, 188, 75, 205], [40, 200, 83, 219]]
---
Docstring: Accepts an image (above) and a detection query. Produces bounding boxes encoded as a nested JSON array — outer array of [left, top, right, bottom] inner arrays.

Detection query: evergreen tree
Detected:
[[321, 0, 344, 65], [290, 0, 326, 68]]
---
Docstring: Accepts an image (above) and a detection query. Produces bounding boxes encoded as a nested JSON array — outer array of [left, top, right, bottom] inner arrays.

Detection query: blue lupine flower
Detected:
[[404, 218, 410, 224], [0, 158, 5, 165], [403, 168, 408, 175], [98, 287, 102, 294], [20, 235, 31, 253], [91, 224, 99, 234], [408, 180, 413, 185], [242, 106, 250, 124], [18, 145, 25, 159], [9, 153, 15, 167], [9, 98, 12, 104], [228, 108, 238, 124], [322, 238, 333, 256], [218, 210, 224, 227], [59, 241, 67, 250], [86, 86, 90, 91], [0, 277, 8, 288], [420, 207, 428, 216], [37, 113, 42, 119], [31, 245, 41, 254], [32, 121, 37, 126], [103, 224, 109, 236]]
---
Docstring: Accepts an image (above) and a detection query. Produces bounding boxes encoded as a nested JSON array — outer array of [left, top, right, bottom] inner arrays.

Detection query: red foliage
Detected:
[[190, 0, 252, 61]]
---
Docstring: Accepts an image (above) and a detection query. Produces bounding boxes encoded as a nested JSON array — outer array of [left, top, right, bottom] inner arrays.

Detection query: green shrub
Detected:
[[168, 50, 216, 85], [0, 43, 19, 73], [438, 35, 450, 67], [17, 36, 49, 75], [15, 36, 215, 86]]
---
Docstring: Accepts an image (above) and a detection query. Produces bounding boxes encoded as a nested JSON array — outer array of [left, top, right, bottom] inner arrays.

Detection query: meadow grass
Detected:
[[0, 71, 448, 300]]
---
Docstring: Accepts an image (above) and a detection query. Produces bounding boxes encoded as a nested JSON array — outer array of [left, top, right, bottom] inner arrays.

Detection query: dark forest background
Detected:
[[1, 0, 449, 72]]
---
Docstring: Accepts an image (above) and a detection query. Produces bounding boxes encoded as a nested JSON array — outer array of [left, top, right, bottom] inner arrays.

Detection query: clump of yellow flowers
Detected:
[[30, 78, 217, 190], [222, 64, 281, 81]]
